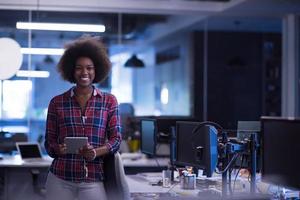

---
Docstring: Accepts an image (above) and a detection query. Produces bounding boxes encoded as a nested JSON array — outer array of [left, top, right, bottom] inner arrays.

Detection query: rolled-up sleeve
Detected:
[[44, 98, 60, 158], [105, 95, 122, 154]]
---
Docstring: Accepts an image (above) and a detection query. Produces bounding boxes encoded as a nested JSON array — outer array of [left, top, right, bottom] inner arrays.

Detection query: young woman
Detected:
[[44, 36, 121, 200]]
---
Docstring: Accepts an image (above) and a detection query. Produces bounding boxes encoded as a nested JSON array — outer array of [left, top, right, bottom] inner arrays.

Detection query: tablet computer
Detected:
[[64, 137, 88, 154]]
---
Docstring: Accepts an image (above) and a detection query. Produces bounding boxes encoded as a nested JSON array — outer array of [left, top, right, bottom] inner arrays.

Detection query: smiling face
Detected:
[[74, 57, 95, 88]]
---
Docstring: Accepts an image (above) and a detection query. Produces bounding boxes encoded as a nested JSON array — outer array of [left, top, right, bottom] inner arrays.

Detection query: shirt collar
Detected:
[[70, 85, 102, 98]]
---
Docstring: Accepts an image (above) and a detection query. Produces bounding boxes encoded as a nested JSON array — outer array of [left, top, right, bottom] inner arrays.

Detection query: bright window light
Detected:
[[16, 22, 105, 33], [16, 70, 50, 78], [2, 126, 29, 133], [0, 81, 2, 118], [21, 48, 64, 55], [110, 53, 133, 103], [160, 84, 169, 105], [2, 80, 32, 119]]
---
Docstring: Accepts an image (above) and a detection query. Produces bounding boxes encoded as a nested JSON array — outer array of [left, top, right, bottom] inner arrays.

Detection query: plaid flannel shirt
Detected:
[[44, 86, 121, 182]]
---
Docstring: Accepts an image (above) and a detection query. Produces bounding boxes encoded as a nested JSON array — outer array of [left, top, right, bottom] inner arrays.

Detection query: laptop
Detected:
[[16, 142, 44, 162]]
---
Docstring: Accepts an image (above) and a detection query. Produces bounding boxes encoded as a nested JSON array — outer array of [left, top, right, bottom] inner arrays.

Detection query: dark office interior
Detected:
[[0, 0, 299, 199]]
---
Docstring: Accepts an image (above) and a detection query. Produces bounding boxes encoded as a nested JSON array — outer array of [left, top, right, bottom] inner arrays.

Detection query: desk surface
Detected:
[[126, 173, 217, 199], [0, 152, 169, 169], [126, 172, 276, 200], [121, 152, 169, 167], [0, 154, 52, 167]]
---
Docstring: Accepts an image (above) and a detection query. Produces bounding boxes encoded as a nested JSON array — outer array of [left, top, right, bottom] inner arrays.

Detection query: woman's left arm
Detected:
[[95, 95, 122, 157]]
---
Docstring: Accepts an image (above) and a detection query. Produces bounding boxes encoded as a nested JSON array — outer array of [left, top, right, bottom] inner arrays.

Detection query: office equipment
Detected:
[[162, 169, 171, 187], [140, 117, 196, 158], [236, 121, 261, 172], [140, 119, 156, 157], [64, 137, 88, 154], [237, 121, 260, 141], [174, 121, 218, 177], [261, 117, 300, 190], [155, 117, 196, 143], [218, 131, 258, 197], [16, 142, 43, 162], [180, 173, 196, 189]]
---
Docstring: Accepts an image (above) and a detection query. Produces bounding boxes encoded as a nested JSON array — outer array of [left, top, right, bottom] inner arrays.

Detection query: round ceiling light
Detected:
[[0, 38, 23, 80]]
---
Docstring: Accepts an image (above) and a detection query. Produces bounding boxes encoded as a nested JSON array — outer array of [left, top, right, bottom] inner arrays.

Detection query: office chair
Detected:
[[103, 151, 130, 200], [119, 103, 135, 140], [119, 103, 134, 116], [12, 133, 28, 143], [0, 132, 28, 153]]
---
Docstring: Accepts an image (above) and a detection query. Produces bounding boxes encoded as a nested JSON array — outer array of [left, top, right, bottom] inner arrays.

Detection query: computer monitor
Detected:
[[155, 117, 196, 143], [174, 121, 218, 177], [237, 121, 260, 141], [140, 117, 196, 157], [261, 117, 300, 190], [140, 119, 156, 156]]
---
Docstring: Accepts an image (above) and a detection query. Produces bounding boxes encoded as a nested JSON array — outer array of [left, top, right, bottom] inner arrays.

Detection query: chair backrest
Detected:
[[119, 103, 135, 139], [0, 132, 28, 153], [12, 133, 28, 142], [119, 103, 134, 116], [104, 152, 130, 200]]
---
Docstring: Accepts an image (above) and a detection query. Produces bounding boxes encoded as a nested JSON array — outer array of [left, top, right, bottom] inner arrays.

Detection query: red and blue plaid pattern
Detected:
[[45, 86, 121, 182]]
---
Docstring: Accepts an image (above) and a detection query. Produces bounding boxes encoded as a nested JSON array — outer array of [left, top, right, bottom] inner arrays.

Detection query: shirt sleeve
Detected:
[[105, 95, 122, 154], [44, 98, 60, 158]]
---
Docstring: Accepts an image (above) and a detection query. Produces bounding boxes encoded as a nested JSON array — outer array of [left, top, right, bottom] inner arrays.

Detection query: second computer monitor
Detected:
[[261, 117, 300, 190], [175, 121, 218, 177], [140, 119, 156, 156]]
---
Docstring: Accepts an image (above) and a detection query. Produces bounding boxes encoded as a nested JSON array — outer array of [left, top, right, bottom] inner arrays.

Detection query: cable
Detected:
[[167, 181, 180, 193], [155, 143, 161, 152], [233, 154, 245, 192], [215, 153, 240, 174], [192, 121, 224, 136], [154, 157, 160, 167], [228, 165, 233, 195]]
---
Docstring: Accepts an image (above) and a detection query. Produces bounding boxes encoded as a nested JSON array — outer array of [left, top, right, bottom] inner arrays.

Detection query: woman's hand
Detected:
[[58, 143, 67, 155], [79, 143, 97, 161]]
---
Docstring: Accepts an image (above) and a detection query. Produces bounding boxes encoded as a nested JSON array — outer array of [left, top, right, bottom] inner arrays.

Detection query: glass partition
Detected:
[[0, 3, 298, 140]]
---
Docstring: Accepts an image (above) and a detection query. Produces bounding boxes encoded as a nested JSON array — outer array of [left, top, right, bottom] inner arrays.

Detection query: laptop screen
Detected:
[[16, 143, 42, 159]]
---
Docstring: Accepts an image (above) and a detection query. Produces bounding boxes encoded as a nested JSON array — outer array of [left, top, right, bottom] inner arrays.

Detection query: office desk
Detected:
[[126, 172, 219, 200], [0, 155, 52, 200], [126, 172, 274, 200], [0, 153, 169, 200], [121, 153, 169, 174]]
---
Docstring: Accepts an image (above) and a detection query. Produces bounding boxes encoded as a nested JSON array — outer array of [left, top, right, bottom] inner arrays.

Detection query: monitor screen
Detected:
[[140, 119, 156, 156], [175, 121, 218, 177], [16, 143, 42, 159], [261, 117, 300, 190]]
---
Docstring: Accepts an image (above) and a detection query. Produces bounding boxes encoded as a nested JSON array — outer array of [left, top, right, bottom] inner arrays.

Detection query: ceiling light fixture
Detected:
[[21, 48, 64, 55], [124, 54, 145, 68], [16, 22, 105, 33], [16, 70, 50, 78]]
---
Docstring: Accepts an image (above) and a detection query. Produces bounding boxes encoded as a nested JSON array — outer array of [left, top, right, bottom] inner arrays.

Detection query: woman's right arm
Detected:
[[44, 99, 62, 158]]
